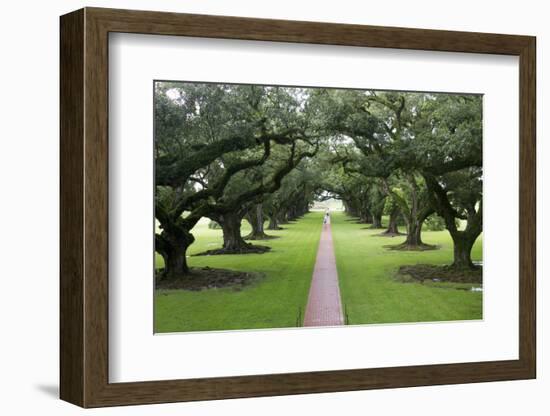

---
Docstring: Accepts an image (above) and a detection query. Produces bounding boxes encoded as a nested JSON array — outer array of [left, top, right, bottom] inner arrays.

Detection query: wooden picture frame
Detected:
[[60, 7, 536, 408]]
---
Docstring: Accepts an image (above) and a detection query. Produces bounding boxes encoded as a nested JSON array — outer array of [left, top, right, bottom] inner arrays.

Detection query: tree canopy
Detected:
[[155, 82, 483, 279]]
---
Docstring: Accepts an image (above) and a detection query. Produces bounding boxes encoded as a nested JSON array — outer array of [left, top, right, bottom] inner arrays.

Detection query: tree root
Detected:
[[193, 245, 271, 256], [244, 233, 279, 241], [384, 242, 439, 251], [374, 231, 405, 237]]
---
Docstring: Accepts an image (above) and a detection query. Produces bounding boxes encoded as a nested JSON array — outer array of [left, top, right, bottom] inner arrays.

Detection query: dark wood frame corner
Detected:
[[60, 7, 536, 408]]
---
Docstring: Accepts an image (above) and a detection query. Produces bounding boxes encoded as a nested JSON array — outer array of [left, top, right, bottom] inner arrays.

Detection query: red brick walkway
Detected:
[[303, 216, 344, 327]]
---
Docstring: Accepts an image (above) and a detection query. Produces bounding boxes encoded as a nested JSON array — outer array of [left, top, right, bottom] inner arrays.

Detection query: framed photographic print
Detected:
[[60, 7, 536, 408]]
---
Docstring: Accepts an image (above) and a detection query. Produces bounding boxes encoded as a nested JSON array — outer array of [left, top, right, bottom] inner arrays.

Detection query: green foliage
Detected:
[[154, 81, 484, 273], [424, 214, 446, 231], [416, 94, 483, 172], [154, 82, 322, 264]]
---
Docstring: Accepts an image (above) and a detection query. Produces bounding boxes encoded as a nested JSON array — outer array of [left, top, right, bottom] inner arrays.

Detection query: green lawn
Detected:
[[331, 212, 483, 325], [155, 211, 482, 333], [154, 212, 322, 333]]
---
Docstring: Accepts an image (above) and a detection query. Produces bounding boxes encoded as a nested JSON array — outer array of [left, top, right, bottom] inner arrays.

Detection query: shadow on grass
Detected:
[[384, 243, 440, 251], [193, 245, 271, 256]]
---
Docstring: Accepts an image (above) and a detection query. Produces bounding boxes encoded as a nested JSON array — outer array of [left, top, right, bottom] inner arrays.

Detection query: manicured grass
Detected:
[[331, 212, 483, 325], [156, 211, 482, 333], [154, 212, 323, 333]]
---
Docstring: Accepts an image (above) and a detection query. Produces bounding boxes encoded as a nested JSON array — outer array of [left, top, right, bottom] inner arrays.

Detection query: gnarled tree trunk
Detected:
[[267, 215, 282, 230], [423, 173, 482, 269], [277, 212, 289, 225], [396, 205, 433, 249], [381, 206, 401, 235], [450, 232, 477, 269], [203, 210, 271, 255], [155, 223, 195, 279], [286, 207, 296, 221], [245, 203, 271, 240], [403, 218, 425, 246], [359, 210, 372, 224], [382, 175, 434, 250], [219, 211, 250, 252], [371, 213, 383, 229]]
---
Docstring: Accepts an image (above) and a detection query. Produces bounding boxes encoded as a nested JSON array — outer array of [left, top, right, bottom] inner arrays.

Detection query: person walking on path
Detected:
[[323, 210, 330, 225]]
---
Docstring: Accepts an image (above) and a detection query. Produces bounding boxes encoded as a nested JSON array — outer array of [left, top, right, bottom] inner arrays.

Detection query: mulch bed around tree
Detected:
[[397, 264, 482, 284], [156, 267, 265, 291], [193, 245, 271, 256], [384, 243, 439, 251], [373, 231, 405, 237], [244, 234, 280, 241]]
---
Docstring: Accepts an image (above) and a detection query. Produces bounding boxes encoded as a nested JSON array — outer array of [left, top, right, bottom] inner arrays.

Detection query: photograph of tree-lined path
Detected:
[[154, 81, 483, 333]]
